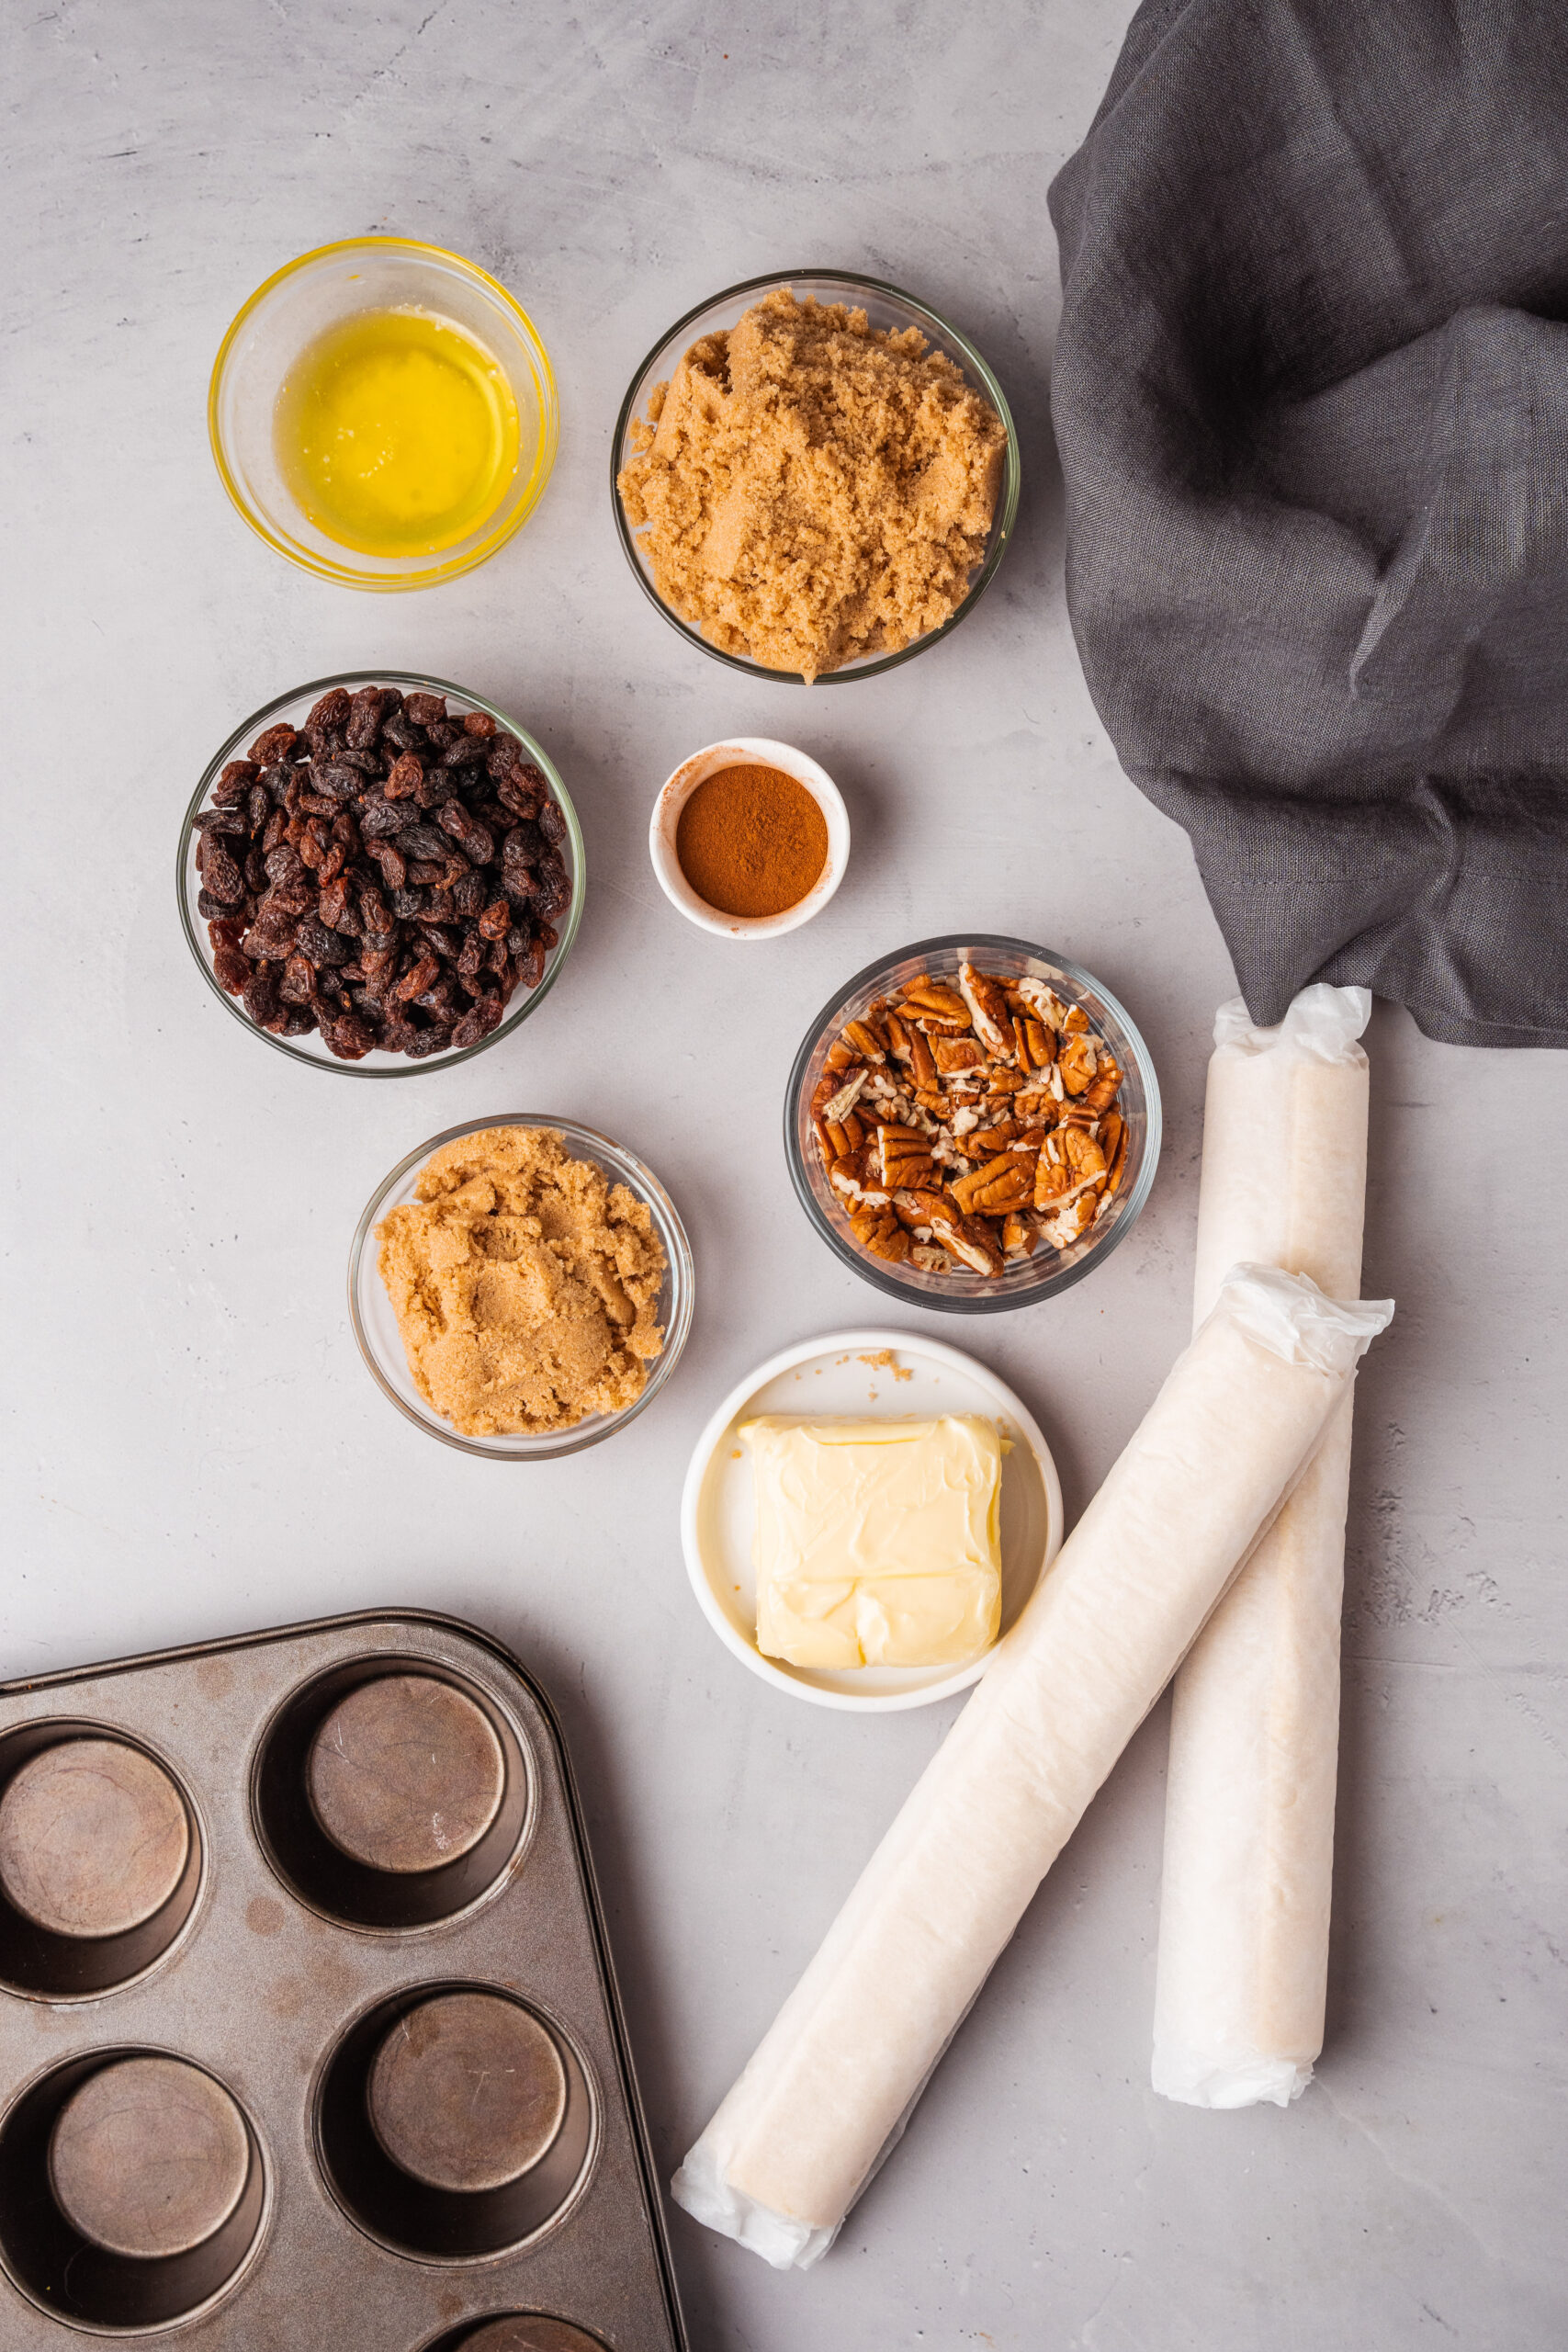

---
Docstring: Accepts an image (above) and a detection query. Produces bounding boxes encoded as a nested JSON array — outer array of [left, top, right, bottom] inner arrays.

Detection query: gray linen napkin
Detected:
[[1048, 0, 1568, 1047]]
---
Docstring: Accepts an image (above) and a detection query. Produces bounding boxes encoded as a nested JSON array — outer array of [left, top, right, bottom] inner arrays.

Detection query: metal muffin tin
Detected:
[[0, 1611, 686, 2350]]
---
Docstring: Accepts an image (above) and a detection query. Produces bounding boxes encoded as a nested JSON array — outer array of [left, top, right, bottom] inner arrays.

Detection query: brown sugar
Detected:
[[617, 288, 1007, 681], [376, 1126, 666, 1437], [676, 763, 829, 918]]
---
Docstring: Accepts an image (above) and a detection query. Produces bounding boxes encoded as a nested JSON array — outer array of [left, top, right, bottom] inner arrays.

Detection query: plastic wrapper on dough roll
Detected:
[[671, 1264, 1393, 2268], [1152, 986, 1371, 2110]]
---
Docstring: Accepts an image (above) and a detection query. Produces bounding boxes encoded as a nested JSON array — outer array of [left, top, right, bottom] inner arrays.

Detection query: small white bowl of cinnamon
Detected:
[[649, 736, 850, 938]]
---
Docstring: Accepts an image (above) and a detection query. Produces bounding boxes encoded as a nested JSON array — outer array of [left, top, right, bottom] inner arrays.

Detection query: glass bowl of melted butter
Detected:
[[209, 238, 558, 589]]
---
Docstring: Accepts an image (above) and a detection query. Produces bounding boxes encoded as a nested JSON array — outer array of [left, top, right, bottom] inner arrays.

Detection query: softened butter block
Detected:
[[741, 1416, 1003, 1668]]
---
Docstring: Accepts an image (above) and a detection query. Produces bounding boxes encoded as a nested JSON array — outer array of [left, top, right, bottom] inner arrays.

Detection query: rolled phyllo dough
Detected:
[[673, 1262, 1393, 2267], [1151, 985, 1371, 2109]]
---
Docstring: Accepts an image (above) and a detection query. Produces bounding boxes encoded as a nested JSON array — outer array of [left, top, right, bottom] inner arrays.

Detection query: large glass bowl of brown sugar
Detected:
[[612, 272, 1021, 684]]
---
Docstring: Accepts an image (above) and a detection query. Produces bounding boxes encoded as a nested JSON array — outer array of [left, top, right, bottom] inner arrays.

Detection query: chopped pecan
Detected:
[[1057, 1033, 1099, 1095], [1033, 1124, 1107, 1209], [932, 1035, 984, 1074], [850, 1204, 911, 1263], [841, 1017, 888, 1062], [877, 1124, 939, 1189], [1001, 1211, 1036, 1259], [958, 962, 1013, 1058], [952, 1153, 1035, 1216], [900, 979, 970, 1032], [930, 1208, 1006, 1276]]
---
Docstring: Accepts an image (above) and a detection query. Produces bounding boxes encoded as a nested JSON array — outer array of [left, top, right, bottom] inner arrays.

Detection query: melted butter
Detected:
[[275, 306, 520, 557], [742, 1416, 1004, 1669]]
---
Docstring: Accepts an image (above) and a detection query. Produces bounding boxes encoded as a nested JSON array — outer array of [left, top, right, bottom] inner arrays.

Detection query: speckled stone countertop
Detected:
[[6, 4, 1565, 2346]]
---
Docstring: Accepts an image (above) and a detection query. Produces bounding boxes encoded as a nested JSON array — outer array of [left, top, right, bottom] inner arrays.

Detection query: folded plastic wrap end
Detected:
[[1216, 1263, 1393, 1377], [1213, 983, 1371, 1061], [1151, 2045, 1313, 2109], [671, 2138, 839, 2271]]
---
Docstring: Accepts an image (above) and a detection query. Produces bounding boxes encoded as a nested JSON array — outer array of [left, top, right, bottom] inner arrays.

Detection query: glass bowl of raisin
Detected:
[[178, 673, 584, 1076], [784, 933, 1162, 1313]]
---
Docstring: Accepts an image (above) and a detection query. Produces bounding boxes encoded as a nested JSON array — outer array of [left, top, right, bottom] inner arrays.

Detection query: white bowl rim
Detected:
[[680, 1325, 1064, 1712], [649, 737, 850, 938]]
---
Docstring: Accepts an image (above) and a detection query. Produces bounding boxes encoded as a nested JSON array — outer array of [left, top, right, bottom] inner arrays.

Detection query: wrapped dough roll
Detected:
[[1152, 987, 1371, 2109], [673, 1265, 1393, 2268]]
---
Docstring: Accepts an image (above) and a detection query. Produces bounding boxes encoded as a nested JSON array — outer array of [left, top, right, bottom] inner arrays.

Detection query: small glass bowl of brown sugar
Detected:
[[649, 737, 850, 937]]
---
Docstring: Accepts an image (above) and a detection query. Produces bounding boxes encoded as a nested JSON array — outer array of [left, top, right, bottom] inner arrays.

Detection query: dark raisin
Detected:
[[318, 876, 349, 928], [212, 758, 259, 804], [201, 843, 245, 902], [244, 843, 269, 891], [437, 802, 494, 864], [494, 769, 541, 818], [282, 1006, 316, 1037], [196, 888, 227, 920], [397, 822, 447, 861], [313, 763, 362, 800], [194, 803, 249, 839], [408, 696, 450, 729], [536, 922, 558, 950], [478, 898, 511, 941], [539, 800, 569, 849], [384, 752, 423, 798], [506, 922, 533, 956], [295, 917, 354, 966], [279, 953, 314, 1004], [321, 1012, 376, 1060], [342, 686, 387, 749], [531, 851, 571, 919], [461, 709, 497, 739], [306, 687, 352, 731], [441, 733, 486, 768], [381, 709, 427, 753], [264, 845, 306, 887], [516, 938, 547, 989], [358, 797, 409, 839], [402, 1023, 446, 1057], [261, 808, 288, 854], [413, 764, 455, 809], [262, 762, 297, 803], [371, 842, 407, 889], [504, 820, 544, 865], [390, 887, 426, 918], [451, 870, 485, 918], [243, 967, 279, 1026]]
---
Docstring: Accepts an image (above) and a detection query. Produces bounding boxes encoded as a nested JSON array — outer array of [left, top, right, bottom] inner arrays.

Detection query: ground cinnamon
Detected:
[[675, 763, 829, 918]]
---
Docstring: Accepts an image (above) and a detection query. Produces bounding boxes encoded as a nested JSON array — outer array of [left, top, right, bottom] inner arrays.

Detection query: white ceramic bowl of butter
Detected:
[[681, 1328, 1062, 1712]]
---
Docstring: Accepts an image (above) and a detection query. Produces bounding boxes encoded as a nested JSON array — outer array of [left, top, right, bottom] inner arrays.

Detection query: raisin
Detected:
[[406, 694, 448, 728], [279, 953, 314, 1004], [344, 685, 389, 749], [381, 709, 427, 753], [397, 822, 447, 861], [532, 851, 571, 920], [371, 842, 407, 889], [437, 802, 494, 864], [441, 733, 487, 768], [385, 752, 423, 798], [314, 763, 362, 800], [306, 687, 352, 731], [321, 1012, 375, 1060], [208, 916, 246, 950], [461, 708, 498, 739], [249, 723, 299, 764], [212, 758, 259, 804], [318, 876, 349, 928], [390, 887, 426, 919], [478, 898, 511, 941], [243, 967, 279, 1026], [404, 1023, 448, 1057], [413, 764, 455, 809], [393, 954, 440, 1002], [212, 945, 250, 995], [358, 797, 409, 839], [505, 922, 532, 956], [539, 800, 569, 850], [282, 1006, 316, 1037], [262, 807, 288, 854], [517, 938, 547, 989], [201, 843, 245, 902], [261, 762, 296, 803], [296, 917, 354, 966]]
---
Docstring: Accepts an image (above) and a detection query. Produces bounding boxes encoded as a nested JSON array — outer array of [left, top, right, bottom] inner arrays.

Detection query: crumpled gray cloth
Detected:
[[1048, 0, 1568, 1047]]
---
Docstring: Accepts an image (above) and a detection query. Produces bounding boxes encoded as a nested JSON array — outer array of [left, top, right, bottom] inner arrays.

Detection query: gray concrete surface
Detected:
[[6, 3, 1565, 2346]]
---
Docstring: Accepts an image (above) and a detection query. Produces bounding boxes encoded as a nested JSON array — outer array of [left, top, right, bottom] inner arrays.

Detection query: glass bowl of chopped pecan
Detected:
[[785, 935, 1161, 1311], [178, 673, 583, 1075]]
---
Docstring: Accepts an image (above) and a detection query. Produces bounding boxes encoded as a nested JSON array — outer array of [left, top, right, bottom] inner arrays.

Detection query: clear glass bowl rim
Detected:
[[610, 268, 1022, 684], [784, 932, 1163, 1313], [176, 669, 586, 1080], [347, 1113, 696, 1460], [208, 234, 559, 591]]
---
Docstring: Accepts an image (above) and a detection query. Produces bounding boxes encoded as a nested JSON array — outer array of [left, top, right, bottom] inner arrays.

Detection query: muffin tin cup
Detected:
[[0, 1614, 685, 2349], [178, 672, 586, 1080]]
